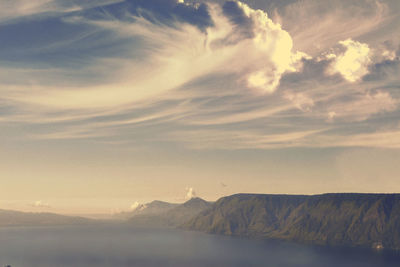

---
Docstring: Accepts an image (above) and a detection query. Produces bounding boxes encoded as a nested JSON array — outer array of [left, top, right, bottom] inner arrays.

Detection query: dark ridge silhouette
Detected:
[[183, 193, 400, 250]]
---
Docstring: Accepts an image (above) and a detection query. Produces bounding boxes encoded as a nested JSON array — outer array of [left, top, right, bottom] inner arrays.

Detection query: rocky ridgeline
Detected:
[[182, 193, 400, 250]]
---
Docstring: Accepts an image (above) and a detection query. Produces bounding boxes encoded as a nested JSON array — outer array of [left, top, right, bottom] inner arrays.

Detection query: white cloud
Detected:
[[32, 200, 50, 208], [328, 111, 337, 121], [381, 49, 397, 61], [327, 39, 371, 82], [185, 187, 196, 200], [130, 201, 141, 211], [248, 71, 276, 93], [234, 2, 308, 93], [130, 201, 147, 211]]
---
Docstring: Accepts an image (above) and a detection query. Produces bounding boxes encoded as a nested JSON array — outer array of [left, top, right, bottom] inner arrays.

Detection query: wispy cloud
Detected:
[[0, 0, 74, 22], [283, 92, 314, 112], [0, 1, 307, 110], [0, 0, 124, 23], [275, 0, 392, 54], [168, 129, 326, 150], [0, 0, 399, 150], [326, 91, 397, 122]]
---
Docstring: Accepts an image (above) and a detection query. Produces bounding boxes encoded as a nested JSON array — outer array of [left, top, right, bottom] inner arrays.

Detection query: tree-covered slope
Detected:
[[183, 193, 400, 249]]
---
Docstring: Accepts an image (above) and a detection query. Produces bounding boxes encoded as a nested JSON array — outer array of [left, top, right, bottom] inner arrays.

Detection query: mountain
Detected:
[[115, 200, 179, 220], [128, 197, 213, 227], [0, 209, 94, 227], [132, 200, 179, 216], [161, 197, 213, 226], [183, 193, 400, 250]]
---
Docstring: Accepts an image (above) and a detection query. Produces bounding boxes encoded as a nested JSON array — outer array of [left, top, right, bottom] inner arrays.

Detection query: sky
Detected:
[[0, 0, 399, 214]]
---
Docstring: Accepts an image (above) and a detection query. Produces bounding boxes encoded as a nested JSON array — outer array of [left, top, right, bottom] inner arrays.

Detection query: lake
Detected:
[[0, 224, 399, 267]]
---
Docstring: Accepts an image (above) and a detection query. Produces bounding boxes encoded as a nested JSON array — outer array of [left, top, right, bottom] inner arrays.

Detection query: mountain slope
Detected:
[[183, 193, 400, 249], [0, 209, 94, 227], [115, 200, 179, 220], [128, 197, 213, 227]]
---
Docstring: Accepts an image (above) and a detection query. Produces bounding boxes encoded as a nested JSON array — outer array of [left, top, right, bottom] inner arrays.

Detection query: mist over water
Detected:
[[0, 225, 399, 267]]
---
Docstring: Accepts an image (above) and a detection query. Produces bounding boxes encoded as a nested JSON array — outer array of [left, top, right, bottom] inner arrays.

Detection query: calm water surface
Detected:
[[0, 225, 399, 267]]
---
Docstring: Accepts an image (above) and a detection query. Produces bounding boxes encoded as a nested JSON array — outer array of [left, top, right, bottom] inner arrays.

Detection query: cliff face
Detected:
[[183, 194, 400, 250]]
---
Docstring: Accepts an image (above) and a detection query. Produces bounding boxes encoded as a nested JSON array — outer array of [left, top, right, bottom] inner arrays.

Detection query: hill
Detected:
[[0, 209, 94, 227], [128, 197, 213, 227], [115, 200, 179, 220], [183, 193, 400, 250]]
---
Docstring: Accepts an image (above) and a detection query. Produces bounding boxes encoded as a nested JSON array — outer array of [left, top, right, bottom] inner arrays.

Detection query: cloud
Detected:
[[0, 1, 307, 124], [297, 126, 400, 149], [327, 39, 371, 82], [338, 129, 400, 148], [327, 91, 397, 122], [283, 92, 314, 112], [0, 0, 122, 23], [0, 0, 81, 23], [363, 55, 400, 82], [78, 0, 213, 31], [222, 1, 254, 39], [5, 2, 301, 110], [227, 1, 308, 93], [169, 124, 400, 150], [32, 200, 51, 208], [0, 0, 398, 151], [170, 129, 325, 150], [275, 0, 391, 55], [130, 201, 140, 211], [130, 201, 146, 211], [185, 187, 196, 200]]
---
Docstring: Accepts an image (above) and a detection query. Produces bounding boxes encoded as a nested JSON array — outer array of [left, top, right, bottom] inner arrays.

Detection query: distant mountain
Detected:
[[115, 200, 179, 220], [183, 193, 400, 250], [0, 209, 94, 227], [128, 197, 213, 227]]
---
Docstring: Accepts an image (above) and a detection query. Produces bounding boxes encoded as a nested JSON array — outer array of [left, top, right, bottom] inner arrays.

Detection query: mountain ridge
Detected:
[[0, 209, 94, 227], [128, 197, 213, 227], [182, 193, 400, 250]]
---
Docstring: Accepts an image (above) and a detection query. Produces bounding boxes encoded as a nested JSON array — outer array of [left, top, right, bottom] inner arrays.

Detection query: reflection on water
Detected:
[[0, 225, 399, 267]]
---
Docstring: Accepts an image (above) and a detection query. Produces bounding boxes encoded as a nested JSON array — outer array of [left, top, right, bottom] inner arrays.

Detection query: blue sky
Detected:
[[0, 0, 399, 213]]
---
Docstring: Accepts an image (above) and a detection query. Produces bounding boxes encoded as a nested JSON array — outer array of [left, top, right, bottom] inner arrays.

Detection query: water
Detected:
[[0, 224, 399, 267]]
